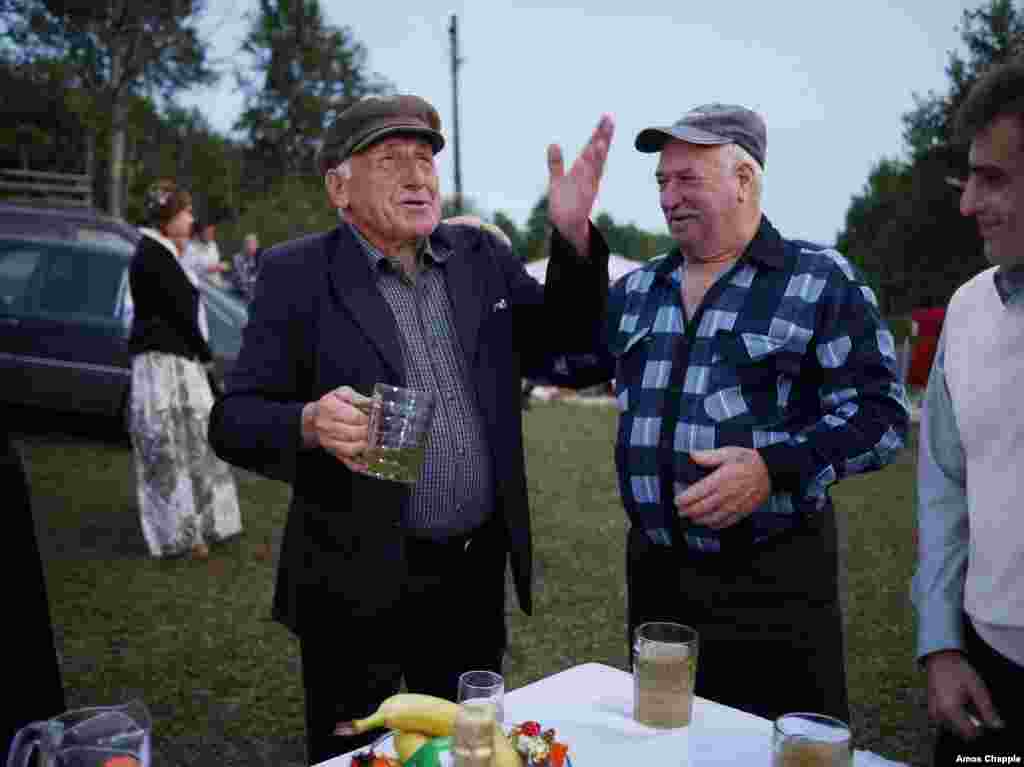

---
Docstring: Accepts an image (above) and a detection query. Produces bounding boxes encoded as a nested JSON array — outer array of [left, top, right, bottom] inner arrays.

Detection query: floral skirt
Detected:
[[130, 352, 242, 556]]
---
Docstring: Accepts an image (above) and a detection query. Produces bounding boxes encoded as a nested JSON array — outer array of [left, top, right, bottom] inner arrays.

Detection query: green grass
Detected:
[[16, 402, 932, 765]]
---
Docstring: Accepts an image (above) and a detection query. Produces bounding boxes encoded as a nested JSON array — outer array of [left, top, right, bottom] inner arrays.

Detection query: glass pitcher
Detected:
[[6, 700, 151, 767]]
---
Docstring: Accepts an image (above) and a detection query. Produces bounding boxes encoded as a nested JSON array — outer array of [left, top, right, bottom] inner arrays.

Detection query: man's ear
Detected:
[[735, 161, 755, 203], [325, 172, 349, 210]]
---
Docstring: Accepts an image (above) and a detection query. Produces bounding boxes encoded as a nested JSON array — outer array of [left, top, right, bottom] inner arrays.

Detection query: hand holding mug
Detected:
[[303, 386, 372, 472]]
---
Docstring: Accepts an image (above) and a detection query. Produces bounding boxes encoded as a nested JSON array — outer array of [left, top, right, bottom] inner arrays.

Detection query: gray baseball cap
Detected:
[[635, 103, 767, 168]]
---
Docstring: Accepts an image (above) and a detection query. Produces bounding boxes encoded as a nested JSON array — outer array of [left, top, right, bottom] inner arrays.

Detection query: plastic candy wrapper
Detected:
[[403, 736, 453, 767]]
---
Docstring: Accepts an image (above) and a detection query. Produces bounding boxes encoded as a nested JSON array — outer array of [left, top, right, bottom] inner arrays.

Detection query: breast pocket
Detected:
[[611, 325, 652, 413], [705, 330, 805, 426]]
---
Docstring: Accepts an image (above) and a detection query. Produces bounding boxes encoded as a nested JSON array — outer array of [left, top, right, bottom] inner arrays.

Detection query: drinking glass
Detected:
[[452, 700, 497, 767], [632, 621, 699, 728], [457, 670, 505, 724], [6, 700, 151, 767], [360, 383, 437, 483], [772, 713, 852, 767]]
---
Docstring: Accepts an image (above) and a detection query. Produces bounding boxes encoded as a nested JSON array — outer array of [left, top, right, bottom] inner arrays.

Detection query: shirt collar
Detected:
[[994, 264, 1024, 306], [345, 220, 448, 274], [653, 214, 785, 282]]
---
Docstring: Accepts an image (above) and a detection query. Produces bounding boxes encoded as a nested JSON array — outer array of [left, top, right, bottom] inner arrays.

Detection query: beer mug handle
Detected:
[[6, 720, 50, 767]]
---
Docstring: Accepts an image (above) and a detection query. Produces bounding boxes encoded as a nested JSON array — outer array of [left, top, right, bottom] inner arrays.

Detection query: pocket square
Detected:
[[493, 298, 508, 311]]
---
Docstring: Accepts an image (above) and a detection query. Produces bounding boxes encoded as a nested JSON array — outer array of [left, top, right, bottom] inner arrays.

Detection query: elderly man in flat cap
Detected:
[[209, 94, 614, 763], [560, 103, 909, 721]]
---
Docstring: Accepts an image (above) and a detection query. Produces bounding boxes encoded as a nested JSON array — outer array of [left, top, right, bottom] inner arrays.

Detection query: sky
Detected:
[[177, 0, 977, 246]]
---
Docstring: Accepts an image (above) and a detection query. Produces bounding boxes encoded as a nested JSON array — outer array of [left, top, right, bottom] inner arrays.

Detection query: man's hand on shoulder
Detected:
[[442, 215, 512, 249], [924, 649, 1004, 740], [675, 447, 771, 529]]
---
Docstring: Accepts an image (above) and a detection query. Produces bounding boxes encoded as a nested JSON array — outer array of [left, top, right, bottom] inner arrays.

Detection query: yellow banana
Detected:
[[393, 731, 432, 763], [334, 693, 459, 737]]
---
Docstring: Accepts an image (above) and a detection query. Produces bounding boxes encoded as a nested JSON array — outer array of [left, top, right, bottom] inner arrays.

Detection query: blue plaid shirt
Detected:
[[553, 216, 910, 553]]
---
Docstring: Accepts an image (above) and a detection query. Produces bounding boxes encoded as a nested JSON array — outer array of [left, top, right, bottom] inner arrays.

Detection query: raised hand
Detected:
[[547, 114, 615, 256]]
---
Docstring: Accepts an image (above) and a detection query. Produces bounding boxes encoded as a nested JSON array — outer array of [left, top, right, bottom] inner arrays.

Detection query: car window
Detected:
[[37, 247, 122, 320], [0, 246, 44, 314]]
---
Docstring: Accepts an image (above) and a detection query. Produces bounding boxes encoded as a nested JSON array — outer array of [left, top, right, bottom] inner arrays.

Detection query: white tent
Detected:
[[524, 253, 645, 284]]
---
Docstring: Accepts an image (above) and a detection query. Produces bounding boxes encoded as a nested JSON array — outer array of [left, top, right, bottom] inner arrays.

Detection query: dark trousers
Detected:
[[626, 508, 849, 724], [933, 617, 1024, 766], [298, 515, 507, 766]]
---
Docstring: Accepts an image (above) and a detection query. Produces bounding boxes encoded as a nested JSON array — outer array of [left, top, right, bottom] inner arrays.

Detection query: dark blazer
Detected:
[[2, 428, 65, 751], [128, 231, 212, 362], [208, 222, 608, 636]]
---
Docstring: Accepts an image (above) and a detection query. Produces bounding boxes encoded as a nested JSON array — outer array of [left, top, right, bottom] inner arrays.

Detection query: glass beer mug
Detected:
[[6, 700, 151, 767]]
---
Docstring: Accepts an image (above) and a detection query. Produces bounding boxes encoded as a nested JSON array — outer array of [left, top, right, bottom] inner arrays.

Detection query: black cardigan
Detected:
[[128, 232, 213, 363]]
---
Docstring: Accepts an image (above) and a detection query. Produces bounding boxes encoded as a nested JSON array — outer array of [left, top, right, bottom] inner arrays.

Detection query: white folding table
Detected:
[[321, 662, 908, 766]]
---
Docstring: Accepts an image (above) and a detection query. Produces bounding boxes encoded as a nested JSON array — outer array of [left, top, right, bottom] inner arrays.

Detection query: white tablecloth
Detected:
[[321, 663, 908, 766]]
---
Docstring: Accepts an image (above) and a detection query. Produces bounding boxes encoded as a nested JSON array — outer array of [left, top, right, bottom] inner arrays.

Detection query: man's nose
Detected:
[[661, 184, 681, 212], [400, 157, 429, 186]]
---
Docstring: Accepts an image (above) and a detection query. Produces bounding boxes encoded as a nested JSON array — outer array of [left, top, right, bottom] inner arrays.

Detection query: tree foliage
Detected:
[[594, 212, 675, 261], [837, 0, 1023, 316], [1, 0, 216, 215], [236, 0, 391, 182]]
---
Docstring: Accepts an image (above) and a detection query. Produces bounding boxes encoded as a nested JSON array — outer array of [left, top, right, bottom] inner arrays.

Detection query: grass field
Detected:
[[14, 401, 934, 766]]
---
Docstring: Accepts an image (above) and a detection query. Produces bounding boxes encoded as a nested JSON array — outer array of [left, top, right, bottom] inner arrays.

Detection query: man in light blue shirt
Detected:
[[912, 59, 1024, 762]]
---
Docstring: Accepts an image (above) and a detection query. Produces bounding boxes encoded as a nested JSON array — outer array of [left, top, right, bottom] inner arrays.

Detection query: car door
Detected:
[[0, 243, 47, 406], [15, 242, 131, 417]]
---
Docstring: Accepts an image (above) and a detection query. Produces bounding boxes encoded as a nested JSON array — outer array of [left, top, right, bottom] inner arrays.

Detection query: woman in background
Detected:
[[128, 179, 241, 558]]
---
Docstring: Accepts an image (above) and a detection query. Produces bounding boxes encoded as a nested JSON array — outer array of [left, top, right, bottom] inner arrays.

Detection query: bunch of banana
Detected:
[[335, 693, 523, 766]]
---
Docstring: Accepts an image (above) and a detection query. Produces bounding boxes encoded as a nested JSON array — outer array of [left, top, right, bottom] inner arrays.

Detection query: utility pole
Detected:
[[448, 13, 463, 215]]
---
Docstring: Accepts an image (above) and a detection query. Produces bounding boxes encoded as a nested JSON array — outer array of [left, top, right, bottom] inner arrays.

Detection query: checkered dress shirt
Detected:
[[349, 222, 493, 539], [600, 216, 909, 553]]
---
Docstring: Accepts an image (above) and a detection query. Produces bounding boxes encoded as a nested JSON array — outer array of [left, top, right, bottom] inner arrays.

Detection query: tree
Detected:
[[902, 0, 1023, 157], [0, 55, 87, 173], [523, 195, 550, 262], [236, 0, 391, 182], [594, 211, 674, 261], [2, 0, 218, 217], [124, 102, 243, 226], [837, 0, 1023, 315]]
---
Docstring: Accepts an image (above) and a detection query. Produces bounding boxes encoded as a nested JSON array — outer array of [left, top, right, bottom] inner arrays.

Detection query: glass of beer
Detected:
[[772, 713, 852, 767], [457, 670, 505, 723], [360, 383, 436, 484], [632, 621, 699, 728]]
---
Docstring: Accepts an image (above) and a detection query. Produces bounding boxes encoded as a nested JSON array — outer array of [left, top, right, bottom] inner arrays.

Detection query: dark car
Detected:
[[0, 202, 141, 250], [0, 235, 247, 423]]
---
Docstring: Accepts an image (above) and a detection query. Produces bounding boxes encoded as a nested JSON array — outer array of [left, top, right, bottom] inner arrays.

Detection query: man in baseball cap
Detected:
[[635, 102, 767, 168], [553, 101, 908, 724], [209, 93, 616, 763]]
